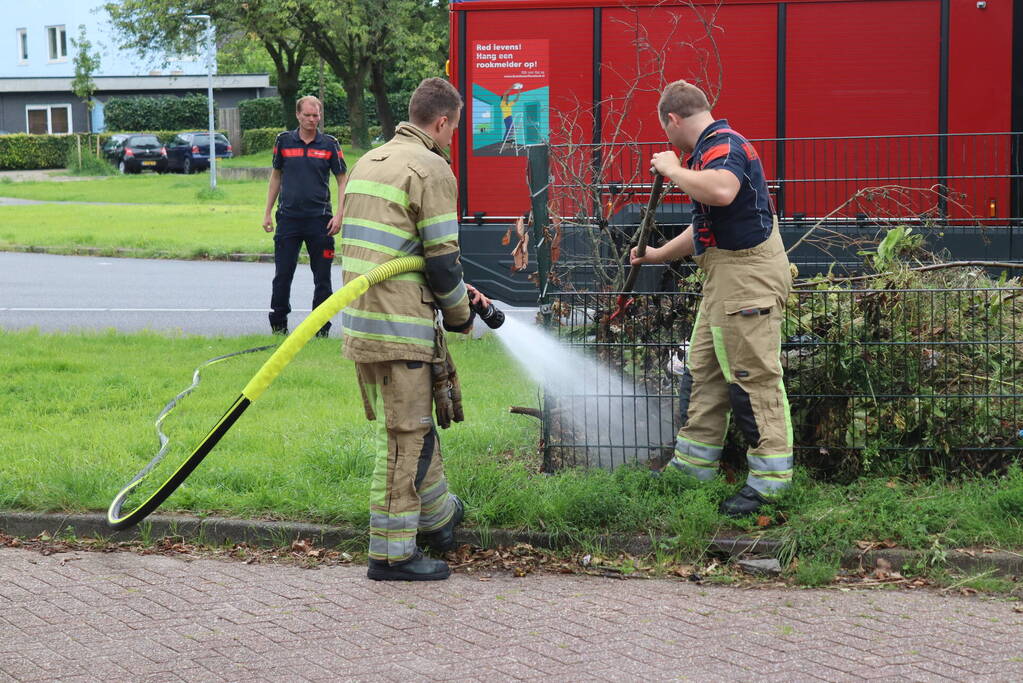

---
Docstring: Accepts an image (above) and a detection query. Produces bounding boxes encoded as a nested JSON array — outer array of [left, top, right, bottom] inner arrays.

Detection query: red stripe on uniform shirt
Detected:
[[281, 148, 305, 157], [742, 142, 759, 161], [307, 148, 332, 159], [701, 143, 730, 165]]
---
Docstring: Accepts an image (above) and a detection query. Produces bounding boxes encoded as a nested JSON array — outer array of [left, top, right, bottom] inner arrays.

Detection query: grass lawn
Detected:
[[0, 203, 270, 258], [0, 330, 538, 528], [0, 148, 370, 259], [2, 328, 1023, 572]]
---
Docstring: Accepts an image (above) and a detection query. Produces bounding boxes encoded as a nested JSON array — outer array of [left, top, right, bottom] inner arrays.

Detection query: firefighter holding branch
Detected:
[[631, 80, 793, 516]]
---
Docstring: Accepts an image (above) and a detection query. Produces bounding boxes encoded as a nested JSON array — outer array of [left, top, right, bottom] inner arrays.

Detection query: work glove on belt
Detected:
[[431, 329, 464, 429]]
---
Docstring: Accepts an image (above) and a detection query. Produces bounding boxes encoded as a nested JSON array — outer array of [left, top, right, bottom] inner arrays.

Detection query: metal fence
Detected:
[[541, 288, 1023, 474], [537, 132, 1023, 286]]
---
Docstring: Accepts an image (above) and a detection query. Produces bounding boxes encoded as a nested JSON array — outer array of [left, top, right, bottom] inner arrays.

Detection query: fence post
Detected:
[[526, 143, 552, 324], [76, 134, 82, 168]]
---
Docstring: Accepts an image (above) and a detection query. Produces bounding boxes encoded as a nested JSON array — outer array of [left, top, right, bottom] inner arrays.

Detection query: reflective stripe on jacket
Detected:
[[341, 122, 471, 363]]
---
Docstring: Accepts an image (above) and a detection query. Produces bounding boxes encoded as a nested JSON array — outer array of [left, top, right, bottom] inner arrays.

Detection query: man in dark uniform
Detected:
[[631, 80, 793, 517], [262, 95, 347, 337]]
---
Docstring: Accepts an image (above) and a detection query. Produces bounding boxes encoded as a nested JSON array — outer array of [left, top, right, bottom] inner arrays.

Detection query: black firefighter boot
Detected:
[[719, 485, 768, 518], [367, 548, 450, 581], [419, 495, 464, 554]]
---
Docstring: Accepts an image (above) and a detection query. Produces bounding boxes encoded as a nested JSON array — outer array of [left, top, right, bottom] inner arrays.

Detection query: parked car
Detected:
[[104, 134, 168, 174], [166, 132, 233, 174], [100, 133, 130, 158]]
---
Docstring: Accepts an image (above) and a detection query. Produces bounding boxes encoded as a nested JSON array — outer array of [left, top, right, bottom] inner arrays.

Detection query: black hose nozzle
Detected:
[[471, 298, 505, 329]]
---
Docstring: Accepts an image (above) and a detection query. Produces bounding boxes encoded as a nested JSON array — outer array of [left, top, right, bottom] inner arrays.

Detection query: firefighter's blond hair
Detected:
[[658, 80, 711, 123], [295, 95, 323, 114], [409, 78, 463, 125]]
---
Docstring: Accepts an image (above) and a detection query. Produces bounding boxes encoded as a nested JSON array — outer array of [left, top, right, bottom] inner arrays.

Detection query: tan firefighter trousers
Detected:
[[668, 220, 794, 497], [356, 360, 458, 564]]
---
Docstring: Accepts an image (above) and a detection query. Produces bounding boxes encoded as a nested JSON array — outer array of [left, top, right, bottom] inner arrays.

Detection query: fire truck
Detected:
[[448, 0, 1022, 304]]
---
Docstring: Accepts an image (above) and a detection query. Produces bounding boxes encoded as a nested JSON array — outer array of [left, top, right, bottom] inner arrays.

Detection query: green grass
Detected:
[[0, 146, 368, 260], [219, 150, 274, 168], [0, 203, 271, 258], [0, 330, 537, 527], [0, 174, 266, 206], [219, 145, 366, 169], [0, 147, 364, 206], [2, 328, 1023, 563]]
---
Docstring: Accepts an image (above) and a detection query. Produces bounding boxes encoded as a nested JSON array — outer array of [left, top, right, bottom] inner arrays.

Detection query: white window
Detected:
[[17, 28, 28, 63], [26, 105, 72, 135], [47, 25, 67, 61]]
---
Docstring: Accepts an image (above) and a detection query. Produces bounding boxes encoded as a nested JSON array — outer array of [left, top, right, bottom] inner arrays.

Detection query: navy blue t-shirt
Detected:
[[686, 119, 773, 254], [272, 130, 346, 218]]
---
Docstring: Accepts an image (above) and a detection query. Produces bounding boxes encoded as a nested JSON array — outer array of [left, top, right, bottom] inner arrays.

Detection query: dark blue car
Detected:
[[166, 131, 233, 174]]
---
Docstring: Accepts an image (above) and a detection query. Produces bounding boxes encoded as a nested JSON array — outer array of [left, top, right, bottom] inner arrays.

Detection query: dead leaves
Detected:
[[445, 543, 708, 581], [503, 216, 530, 272], [855, 539, 898, 551]]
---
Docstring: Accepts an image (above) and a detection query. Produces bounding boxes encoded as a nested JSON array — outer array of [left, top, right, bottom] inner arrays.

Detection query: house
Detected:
[[0, 1, 273, 133]]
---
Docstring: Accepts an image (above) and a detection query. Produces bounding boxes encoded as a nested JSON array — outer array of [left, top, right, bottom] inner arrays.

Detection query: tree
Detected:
[[367, 0, 448, 140], [288, 0, 375, 147], [71, 24, 101, 132], [104, 0, 308, 129], [291, 0, 448, 146]]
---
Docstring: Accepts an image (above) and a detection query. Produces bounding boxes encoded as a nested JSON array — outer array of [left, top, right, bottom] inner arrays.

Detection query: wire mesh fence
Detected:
[[542, 287, 1023, 475], [539, 132, 1023, 290]]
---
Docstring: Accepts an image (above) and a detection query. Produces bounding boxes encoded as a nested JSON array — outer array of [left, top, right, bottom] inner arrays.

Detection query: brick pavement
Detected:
[[1, 547, 1021, 682]]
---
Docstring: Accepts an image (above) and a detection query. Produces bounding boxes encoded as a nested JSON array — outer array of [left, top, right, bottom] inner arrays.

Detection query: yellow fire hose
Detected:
[[107, 256, 426, 530]]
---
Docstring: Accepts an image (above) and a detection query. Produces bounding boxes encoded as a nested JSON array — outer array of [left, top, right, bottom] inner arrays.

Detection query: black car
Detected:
[[166, 132, 233, 174], [100, 133, 130, 158], [104, 134, 168, 174]]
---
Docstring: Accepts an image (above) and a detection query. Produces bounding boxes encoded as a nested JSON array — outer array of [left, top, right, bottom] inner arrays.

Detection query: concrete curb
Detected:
[[1, 244, 275, 262], [3, 511, 1021, 578]]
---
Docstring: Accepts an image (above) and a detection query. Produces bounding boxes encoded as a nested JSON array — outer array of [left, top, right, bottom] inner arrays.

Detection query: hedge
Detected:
[[105, 94, 212, 131], [0, 131, 228, 170], [238, 94, 410, 131], [239, 98, 284, 130], [0, 134, 102, 170], [242, 125, 382, 155]]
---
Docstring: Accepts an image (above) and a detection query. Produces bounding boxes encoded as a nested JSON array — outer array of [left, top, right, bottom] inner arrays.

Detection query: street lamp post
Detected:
[[186, 14, 216, 191]]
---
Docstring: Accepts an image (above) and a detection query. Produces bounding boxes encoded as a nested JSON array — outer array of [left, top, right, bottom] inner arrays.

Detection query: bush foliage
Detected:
[[0, 134, 101, 170], [105, 94, 212, 131], [242, 125, 381, 154], [548, 230, 1023, 480], [0, 131, 230, 170], [239, 98, 284, 130], [238, 94, 410, 131]]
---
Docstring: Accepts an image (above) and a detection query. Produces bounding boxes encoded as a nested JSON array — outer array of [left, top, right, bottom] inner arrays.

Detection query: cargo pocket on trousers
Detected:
[[722, 296, 778, 385]]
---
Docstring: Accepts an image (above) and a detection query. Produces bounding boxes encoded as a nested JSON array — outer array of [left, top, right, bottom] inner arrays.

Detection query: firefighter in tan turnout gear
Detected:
[[631, 80, 794, 517], [341, 78, 488, 581]]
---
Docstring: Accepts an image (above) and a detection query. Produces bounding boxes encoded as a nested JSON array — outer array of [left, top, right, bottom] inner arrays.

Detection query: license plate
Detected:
[[142, 161, 156, 166]]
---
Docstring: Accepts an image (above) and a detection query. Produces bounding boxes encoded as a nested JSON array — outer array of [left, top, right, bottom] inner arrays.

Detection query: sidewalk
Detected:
[[2, 545, 1021, 682]]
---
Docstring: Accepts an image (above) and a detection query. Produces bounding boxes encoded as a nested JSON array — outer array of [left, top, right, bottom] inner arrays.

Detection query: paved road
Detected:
[[1, 547, 1021, 682], [0, 252, 319, 336], [0, 252, 535, 337]]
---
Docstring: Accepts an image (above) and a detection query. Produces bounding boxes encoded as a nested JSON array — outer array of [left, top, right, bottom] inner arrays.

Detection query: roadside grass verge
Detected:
[[219, 145, 366, 170], [0, 203, 271, 259], [0, 174, 266, 206], [0, 147, 368, 260], [218, 151, 274, 168], [0, 146, 365, 207], [1, 329, 1022, 566]]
